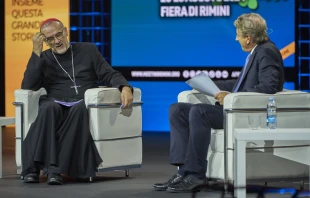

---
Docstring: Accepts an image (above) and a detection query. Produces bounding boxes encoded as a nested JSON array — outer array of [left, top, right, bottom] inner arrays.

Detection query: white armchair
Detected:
[[13, 87, 143, 181], [178, 89, 310, 186]]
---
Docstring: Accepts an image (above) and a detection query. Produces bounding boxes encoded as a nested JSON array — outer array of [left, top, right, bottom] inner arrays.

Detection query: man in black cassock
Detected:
[[21, 18, 134, 185]]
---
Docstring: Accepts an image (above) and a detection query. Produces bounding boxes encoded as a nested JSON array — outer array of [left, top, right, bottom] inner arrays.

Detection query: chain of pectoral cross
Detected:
[[52, 45, 80, 95]]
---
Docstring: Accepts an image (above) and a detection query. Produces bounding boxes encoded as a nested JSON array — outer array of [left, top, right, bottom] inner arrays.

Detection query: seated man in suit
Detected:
[[153, 13, 285, 193], [21, 18, 133, 185]]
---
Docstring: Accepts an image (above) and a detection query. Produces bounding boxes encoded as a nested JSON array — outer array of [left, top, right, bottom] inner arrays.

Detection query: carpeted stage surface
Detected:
[[0, 127, 309, 198]]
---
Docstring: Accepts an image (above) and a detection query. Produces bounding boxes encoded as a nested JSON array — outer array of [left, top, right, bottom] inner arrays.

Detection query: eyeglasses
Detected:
[[44, 30, 64, 44], [191, 182, 310, 198]]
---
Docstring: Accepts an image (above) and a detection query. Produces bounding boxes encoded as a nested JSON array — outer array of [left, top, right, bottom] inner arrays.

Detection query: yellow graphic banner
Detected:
[[5, 0, 70, 116], [280, 41, 295, 60]]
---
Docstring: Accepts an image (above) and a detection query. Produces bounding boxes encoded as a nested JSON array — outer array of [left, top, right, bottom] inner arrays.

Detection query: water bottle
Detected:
[[267, 97, 277, 129]]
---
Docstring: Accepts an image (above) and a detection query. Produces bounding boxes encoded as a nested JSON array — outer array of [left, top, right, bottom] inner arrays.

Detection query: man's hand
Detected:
[[214, 92, 229, 105], [120, 86, 133, 108], [32, 32, 45, 57]]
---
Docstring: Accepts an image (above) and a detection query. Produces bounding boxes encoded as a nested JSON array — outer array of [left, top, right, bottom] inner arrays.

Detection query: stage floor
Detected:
[[0, 127, 308, 198]]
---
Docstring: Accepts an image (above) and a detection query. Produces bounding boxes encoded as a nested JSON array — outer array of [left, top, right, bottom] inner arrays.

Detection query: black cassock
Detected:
[[21, 43, 131, 178]]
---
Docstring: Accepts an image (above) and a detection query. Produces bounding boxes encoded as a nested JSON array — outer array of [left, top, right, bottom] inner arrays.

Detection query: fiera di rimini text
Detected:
[[160, 0, 246, 18]]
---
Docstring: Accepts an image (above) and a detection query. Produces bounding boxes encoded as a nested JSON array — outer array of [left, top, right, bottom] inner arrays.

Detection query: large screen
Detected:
[[112, 0, 294, 68], [111, 0, 295, 132]]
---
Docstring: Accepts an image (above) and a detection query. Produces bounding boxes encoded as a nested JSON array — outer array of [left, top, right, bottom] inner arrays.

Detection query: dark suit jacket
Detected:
[[215, 41, 285, 94]]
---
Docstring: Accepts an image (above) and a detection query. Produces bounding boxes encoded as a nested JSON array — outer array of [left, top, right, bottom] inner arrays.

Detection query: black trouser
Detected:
[[169, 102, 223, 179]]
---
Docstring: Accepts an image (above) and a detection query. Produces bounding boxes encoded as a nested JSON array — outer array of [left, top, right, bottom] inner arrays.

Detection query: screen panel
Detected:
[[111, 0, 295, 132], [112, 0, 294, 67]]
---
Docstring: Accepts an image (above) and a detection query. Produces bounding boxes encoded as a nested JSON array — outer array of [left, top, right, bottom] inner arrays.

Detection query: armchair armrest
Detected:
[[178, 90, 217, 105], [84, 87, 142, 107], [223, 90, 310, 150], [85, 87, 143, 141], [223, 90, 310, 110], [14, 88, 47, 139]]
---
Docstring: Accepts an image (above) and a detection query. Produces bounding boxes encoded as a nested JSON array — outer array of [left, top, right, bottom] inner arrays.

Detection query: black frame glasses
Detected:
[[44, 30, 64, 44]]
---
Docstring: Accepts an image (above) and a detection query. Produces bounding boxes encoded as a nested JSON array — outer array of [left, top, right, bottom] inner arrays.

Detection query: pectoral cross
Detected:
[[71, 82, 81, 95]]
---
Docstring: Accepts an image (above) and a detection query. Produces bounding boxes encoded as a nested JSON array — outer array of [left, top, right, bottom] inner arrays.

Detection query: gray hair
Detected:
[[234, 13, 269, 44], [40, 20, 64, 31]]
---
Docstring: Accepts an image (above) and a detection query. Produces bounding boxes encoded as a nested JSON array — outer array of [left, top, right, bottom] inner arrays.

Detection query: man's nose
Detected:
[[54, 36, 61, 43]]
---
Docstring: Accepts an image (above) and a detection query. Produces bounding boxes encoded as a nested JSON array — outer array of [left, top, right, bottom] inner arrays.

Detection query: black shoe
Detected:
[[24, 172, 40, 183], [47, 173, 63, 185], [167, 174, 206, 193], [152, 173, 183, 191]]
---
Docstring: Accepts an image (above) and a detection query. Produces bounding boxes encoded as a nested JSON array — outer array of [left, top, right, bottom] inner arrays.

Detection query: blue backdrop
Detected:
[[112, 0, 295, 132], [112, 0, 294, 67]]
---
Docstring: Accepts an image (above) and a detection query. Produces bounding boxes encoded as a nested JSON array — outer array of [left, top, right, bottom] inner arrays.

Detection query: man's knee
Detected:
[[69, 102, 88, 115], [39, 101, 62, 113], [169, 103, 186, 120], [189, 104, 209, 121], [189, 104, 223, 129]]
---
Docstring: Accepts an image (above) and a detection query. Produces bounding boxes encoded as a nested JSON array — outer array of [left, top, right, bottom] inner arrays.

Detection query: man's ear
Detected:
[[64, 27, 68, 36], [246, 34, 250, 44]]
